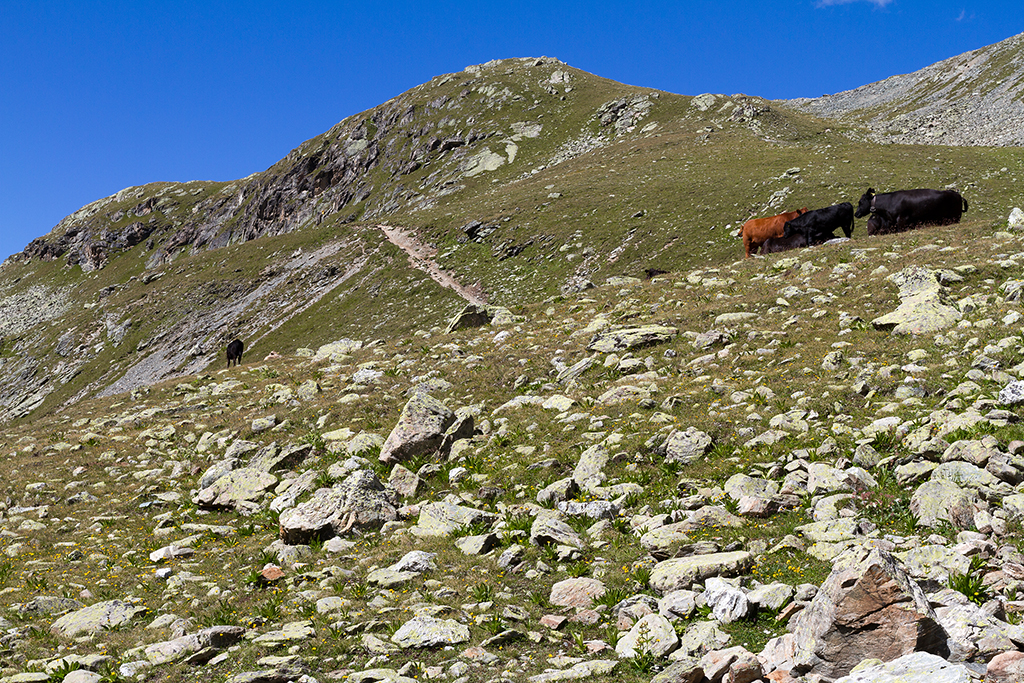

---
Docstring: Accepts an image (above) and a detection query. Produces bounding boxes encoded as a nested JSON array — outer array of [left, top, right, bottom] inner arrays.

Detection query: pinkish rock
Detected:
[[539, 614, 567, 630], [987, 651, 1024, 683], [549, 577, 606, 609]]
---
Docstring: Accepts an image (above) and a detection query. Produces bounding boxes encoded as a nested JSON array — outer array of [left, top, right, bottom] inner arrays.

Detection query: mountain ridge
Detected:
[[786, 31, 1024, 147]]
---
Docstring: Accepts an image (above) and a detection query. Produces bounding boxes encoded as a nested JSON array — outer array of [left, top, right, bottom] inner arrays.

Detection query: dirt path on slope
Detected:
[[377, 224, 488, 306]]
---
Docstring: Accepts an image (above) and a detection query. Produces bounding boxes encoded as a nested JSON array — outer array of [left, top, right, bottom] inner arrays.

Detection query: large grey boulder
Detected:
[[530, 515, 584, 549], [871, 267, 962, 335], [910, 479, 981, 529], [410, 500, 497, 537], [786, 546, 948, 679], [935, 601, 1024, 661], [572, 444, 608, 490], [615, 613, 679, 658], [587, 325, 678, 352], [390, 616, 470, 648], [649, 552, 753, 594], [444, 303, 515, 333], [193, 468, 278, 511], [379, 394, 455, 464], [834, 651, 971, 683], [663, 427, 713, 465], [51, 600, 149, 637], [278, 470, 398, 544], [144, 626, 246, 665]]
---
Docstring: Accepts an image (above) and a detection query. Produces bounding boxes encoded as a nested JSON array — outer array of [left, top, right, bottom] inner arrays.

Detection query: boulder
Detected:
[[411, 500, 497, 537], [51, 600, 149, 637], [787, 547, 949, 679], [910, 479, 980, 529], [833, 651, 971, 683], [615, 613, 679, 658], [278, 469, 398, 544], [664, 427, 714, 465], [649, 552, 753, 594], [193, 468, 278, 511], [587, 325, 677, 353], [379, 394, 455, 464], [871, 267, 962, 335], [390, 616, 470, 649], [550, 578, 606, 609]]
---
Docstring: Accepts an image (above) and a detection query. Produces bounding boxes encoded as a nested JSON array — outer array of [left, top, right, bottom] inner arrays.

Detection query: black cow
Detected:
[[760, 232, 808, 254], [226, 339, 244, 367], [855, 187, 967, 233], [866, 213, 890, 236], [782, 202, 854, 245]]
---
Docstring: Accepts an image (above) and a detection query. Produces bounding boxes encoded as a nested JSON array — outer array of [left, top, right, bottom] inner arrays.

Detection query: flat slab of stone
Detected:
[[390, 616, 470, 648], [649, 552, 753, 594], [51, 600, 148, 637], [193, 468, 277, 510], [587, 325, 677, 353]]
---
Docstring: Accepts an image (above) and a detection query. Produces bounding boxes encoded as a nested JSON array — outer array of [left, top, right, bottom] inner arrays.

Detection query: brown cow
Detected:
[[741, 208, 807, 258]]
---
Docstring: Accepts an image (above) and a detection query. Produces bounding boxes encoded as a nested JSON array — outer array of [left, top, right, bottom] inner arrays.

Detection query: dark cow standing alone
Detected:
[[226, 339, 244, 367], [782, 202, 854, 245], [856, 188, 967, 234]]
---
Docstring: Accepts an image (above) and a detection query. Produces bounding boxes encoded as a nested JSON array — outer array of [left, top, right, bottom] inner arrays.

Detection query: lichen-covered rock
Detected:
[[411, 500, 497, 537], [193, 468, 278, 511], [834, 651, 971, 683], [587, 325, 677, 352], [278, 469, 398, 544], [663, 427, 713, 465], [615, 613, 679, 658], [379, 394, 455, 464], [530, 515, 584, 549], [910, 479, 981, 529], [649, 552, 753, 594], [51, 600, 149, 637], [390, 616, 470, 648], [871, 267, 962, 335]]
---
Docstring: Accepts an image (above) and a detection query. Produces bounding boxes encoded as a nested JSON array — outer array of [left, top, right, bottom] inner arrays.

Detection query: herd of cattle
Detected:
[[741, 187, 969, 258]]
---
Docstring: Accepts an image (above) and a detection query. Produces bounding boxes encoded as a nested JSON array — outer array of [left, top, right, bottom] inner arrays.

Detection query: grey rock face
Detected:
[[663, 427, 713, 465], [587, 325, 677, 352], [193, 468, 278, 511], [649, 552, 753, 594], [833, 651, 972, 683], [51, 600, 149, 637]]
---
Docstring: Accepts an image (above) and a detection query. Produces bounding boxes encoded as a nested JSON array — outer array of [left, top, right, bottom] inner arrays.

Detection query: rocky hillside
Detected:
[[4, 217, 1024, 683], [787, 31, 1024, 147], [3, 53, 1023, 429]]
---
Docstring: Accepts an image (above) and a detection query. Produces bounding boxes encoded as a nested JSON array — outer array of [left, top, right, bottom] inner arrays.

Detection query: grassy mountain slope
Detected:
[[0, 55, 1023, 429], [2, 218, 1024, 681]]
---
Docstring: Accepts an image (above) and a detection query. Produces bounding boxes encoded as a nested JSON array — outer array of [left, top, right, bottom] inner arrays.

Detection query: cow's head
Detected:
[[782, 220, 796, 238], [854, 189, 875, 218]]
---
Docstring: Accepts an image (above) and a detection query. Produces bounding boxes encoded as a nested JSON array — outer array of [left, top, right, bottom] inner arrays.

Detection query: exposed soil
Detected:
[[378, 224, 488, 306]]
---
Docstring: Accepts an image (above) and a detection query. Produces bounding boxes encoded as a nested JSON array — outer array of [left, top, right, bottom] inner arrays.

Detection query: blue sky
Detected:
[[2, 1, 1021, 262]]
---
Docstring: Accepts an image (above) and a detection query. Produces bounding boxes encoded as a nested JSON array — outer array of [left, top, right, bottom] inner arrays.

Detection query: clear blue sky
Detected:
[[2, 1, 1021, 262]]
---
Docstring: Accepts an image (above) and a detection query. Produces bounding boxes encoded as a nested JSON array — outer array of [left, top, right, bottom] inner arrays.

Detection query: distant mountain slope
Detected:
[[787, 32, 1024, 147], [1, 50, 1023, 427]]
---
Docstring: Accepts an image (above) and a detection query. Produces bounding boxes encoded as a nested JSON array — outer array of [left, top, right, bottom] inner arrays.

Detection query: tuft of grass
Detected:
[[948, 555, 992, 606]]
